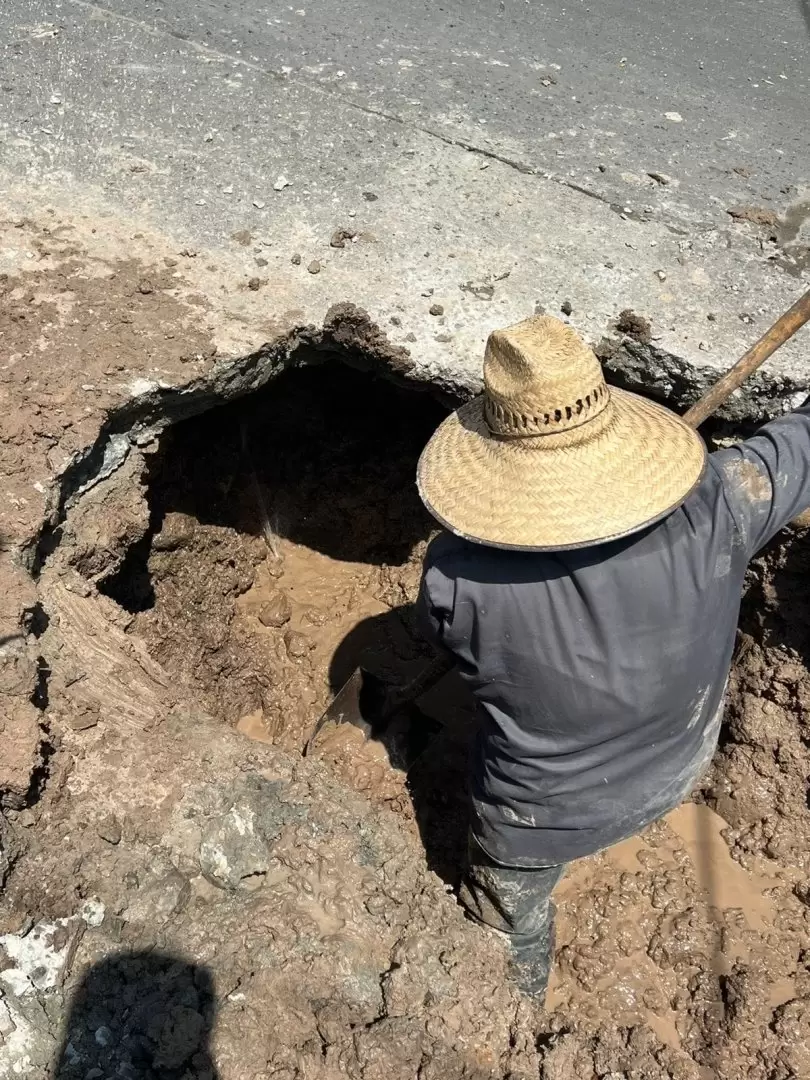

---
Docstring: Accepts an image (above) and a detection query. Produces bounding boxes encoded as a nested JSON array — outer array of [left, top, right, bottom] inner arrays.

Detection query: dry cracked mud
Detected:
[[1, 211, 810, 1080]]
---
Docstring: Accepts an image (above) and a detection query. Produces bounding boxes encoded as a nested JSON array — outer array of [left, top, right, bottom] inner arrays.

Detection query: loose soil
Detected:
[[1, 214, 810, 1080]]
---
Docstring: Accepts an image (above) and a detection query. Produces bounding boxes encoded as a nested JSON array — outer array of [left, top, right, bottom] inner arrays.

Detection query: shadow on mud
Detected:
[[53, 951, 219, 1080], [329, 607, 479, 888]]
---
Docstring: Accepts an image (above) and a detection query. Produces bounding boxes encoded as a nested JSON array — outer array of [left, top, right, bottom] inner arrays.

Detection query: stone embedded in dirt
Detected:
[[247, 276, 261, 291], [647, 171, 673, 186], [96, 816, 122, 845], [152, 512, 196, 552], [307, 260, 322, 275], [197, 777, 306, 890], [726, 204, 780, 228], [362, 191, 379, 201], [66, 703, 100, 731], [291, 253, 302, 265], [231, 229, 253, 246], [616, 307, 653, 344], [258, 589, 292, 628], [137, 278, 154, 295], [284, 629, 312, 658], [429, 303, 444, 316]]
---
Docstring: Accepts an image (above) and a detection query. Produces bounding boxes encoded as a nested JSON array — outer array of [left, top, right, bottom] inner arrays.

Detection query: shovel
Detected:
[[306, 287, 810, 764]]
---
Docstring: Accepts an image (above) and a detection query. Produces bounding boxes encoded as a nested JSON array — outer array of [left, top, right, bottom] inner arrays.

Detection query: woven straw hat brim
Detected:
[[417, 388, 706, 551]]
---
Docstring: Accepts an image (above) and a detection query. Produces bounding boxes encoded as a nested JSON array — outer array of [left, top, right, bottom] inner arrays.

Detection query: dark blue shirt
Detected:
[[417, 406, 810, 866]]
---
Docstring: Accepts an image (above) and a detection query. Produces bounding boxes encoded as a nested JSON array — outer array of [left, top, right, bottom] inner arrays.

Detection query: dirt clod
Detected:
[[330, 227, 357, 248], [258, 589, 292, 628], [726, 204, 780, 228], [616, 307, 653, 344]]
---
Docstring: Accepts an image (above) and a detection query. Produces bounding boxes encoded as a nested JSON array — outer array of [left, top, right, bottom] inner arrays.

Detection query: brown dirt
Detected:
[[2, 212, 810, 1080]]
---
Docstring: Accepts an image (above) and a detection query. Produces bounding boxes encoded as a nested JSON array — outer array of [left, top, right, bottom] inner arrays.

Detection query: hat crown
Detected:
[[483, 316, 609, 437]]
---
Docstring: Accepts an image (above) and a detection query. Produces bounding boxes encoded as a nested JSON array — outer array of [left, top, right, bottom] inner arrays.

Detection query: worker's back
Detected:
[[418, 405, 810, 867]]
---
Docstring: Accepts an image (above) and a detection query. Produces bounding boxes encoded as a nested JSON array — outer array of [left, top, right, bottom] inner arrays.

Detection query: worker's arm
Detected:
[[713, 399, 810, 557], [415, 535, 458, 654]]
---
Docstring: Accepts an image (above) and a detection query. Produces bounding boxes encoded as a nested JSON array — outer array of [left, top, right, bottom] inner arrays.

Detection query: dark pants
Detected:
[[459, 833, 566, 998], [459, 699, 725, 999]]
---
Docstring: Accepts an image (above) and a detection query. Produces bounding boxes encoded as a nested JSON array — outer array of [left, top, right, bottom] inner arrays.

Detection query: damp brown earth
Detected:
[[1, 215, 810, 1079]]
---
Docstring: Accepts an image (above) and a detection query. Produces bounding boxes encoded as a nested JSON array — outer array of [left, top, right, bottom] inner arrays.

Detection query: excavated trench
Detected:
[[95, 358, 473, 879], [20, 353, 810, 1077]]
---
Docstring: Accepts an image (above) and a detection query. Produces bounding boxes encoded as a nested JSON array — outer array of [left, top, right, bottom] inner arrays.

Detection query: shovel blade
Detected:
[[305, 667, 442, 770], [305, 667, 375, 756]]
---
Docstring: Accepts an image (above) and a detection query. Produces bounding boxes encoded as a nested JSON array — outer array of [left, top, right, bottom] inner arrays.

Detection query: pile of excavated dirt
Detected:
[[1, 211, 809, 1080]]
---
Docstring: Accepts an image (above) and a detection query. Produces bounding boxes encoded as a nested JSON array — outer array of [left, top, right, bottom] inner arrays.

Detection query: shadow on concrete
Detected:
[[52, 951, 219, 1079]]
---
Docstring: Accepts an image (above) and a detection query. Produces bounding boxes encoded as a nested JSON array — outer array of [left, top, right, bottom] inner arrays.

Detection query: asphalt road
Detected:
[[73, 0, 809, 227]]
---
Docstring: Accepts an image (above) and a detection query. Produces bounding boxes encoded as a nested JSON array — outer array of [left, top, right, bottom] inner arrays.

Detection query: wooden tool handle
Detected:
[[683, 288, 810, 429]]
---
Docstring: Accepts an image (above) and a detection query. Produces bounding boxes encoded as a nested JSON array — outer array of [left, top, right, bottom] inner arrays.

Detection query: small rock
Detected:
[[616, 308, 652, 344], [362, 191, 379, 202], [94, 1026, 113, 1047], [273, 175, 291, 191], [137, 279, 154, 295], [253, 199, 266, 209], [97, 816, 122, 845], [655, 269, 667, 281], [647, 171, 672, 186], [560, 300, 573, 316], [67, 703, 100, 731], [258, 590, 292, 628], [390, 315, 402, 326], [81, 898, 106, 927], [739, 312, 755, 324], [307, 260, 322, 274], [429, 303, 444, 316], [707, 312, 717, 321], [291, 253, 302, 265], [164, 257, 178, 267], [405, 332, 417, 343], [664, 111, 683, 123], [247, 276, 261, 291], [284, 630, 311, 658], [255, 257, 268, 267]]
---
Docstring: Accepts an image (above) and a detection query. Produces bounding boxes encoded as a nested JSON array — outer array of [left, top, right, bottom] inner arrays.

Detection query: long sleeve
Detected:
[[712, 401, 810, 557]]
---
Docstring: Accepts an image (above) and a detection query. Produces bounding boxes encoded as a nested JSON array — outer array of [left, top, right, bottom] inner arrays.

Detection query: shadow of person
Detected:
[[327, 604, 480, 890], [52, 951, 219, 1080]]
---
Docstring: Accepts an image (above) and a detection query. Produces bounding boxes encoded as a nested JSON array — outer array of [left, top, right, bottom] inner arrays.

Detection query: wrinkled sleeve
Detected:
[[712, 401, 810, 557], [415, 544, 455, 650]]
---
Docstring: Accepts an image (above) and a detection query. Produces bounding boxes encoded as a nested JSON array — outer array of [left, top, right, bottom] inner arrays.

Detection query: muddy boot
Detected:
[[459, 833, 566, 1001], [508, 905, 557, 999]]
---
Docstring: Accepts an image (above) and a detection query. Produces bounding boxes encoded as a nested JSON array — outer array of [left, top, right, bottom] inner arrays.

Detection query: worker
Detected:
[[415, 314, 810, 998]]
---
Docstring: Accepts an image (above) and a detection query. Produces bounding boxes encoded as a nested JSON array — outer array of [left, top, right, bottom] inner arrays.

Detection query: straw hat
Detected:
[[417, 315, 706, 550]]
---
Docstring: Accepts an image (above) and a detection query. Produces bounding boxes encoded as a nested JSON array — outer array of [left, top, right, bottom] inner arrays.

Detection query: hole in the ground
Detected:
[[99, 358, 472, 882]]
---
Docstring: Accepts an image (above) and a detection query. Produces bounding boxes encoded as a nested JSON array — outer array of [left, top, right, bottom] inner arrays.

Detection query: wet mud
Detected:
[[38, 363, 809, 1079]]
